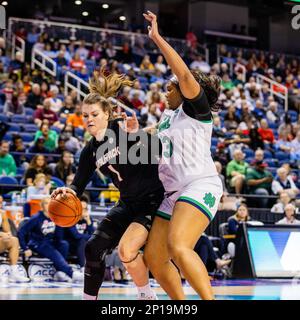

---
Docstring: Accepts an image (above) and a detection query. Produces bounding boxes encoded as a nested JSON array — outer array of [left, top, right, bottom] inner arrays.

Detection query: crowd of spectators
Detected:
[[1, 26, 300, 282]]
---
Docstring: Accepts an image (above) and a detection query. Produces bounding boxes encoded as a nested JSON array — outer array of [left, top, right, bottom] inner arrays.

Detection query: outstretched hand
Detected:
[[119, 112, 139, 133], [143, 10, 159, 40]]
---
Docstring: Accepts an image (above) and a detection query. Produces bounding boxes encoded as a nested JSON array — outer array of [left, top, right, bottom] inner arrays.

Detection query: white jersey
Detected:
[[157, 103, 218, 192]]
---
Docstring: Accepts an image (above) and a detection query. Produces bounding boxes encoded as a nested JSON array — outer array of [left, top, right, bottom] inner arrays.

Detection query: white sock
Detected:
[[10, 265, 19, 274], [83, 293, 97, 300], [137, 283, 153, 296]]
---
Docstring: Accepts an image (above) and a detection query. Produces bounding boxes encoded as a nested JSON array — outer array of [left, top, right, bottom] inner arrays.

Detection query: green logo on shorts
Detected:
[[203, 193, 216, 208]]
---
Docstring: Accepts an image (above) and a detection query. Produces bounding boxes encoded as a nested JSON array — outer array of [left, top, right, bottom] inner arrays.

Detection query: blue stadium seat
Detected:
[[275, 151, 290, 161], [8, 124, 21, 132], [19, 133, 34, 142], [75, 127, 84, 137], [11, 115, 28, 123], [243, 148, 254, 158], [265, 159, 278, 168], [0, 176, 18, 185], [59, 117, 67, 124], [263, 150, 273, 159], [22, 124, 38, 132], [24, 108, 34, 116], [0, 115, 8, 122], [211, 137, 219, 147], [268, 122, 278, 130], [3, 132, 13, 141], [51, 177, 65, 187], [210, 146, 216, 155], [50, 126, 62, 134], [16, 167, 25, 175], [288, 110, 298, 122]]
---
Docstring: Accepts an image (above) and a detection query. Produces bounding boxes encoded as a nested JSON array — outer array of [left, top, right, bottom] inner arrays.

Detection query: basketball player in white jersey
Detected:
[[142, 11, 223, 300]]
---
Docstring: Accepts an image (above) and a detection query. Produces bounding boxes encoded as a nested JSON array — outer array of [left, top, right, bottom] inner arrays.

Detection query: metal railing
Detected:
[[64, 71, 89, 100], [255, 73, 288, 111], [8, 17, 197, 58], [31, 48, 57, 77], [11, 34, 25, 62]]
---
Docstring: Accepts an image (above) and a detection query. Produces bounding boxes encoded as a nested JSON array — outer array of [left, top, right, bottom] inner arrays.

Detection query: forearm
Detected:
[[152, 35, 191, 82]]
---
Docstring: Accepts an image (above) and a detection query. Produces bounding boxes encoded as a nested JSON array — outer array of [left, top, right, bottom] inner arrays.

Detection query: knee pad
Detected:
[[85, 219, 120, 270]]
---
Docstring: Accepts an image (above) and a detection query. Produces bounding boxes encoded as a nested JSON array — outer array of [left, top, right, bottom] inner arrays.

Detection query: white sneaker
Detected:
[[137, 290, 158, 300], [9, 272, 30, 283], [72, 270, 84, 282], [54, 271, 72, 282]]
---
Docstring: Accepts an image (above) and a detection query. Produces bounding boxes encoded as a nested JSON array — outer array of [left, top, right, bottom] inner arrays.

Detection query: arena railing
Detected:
[[11, 34, 25, 62], [255, 73, 288, 111], [64, 71, 88, 100], [31, 48, 57, 77], [8, 17, 204, 59]]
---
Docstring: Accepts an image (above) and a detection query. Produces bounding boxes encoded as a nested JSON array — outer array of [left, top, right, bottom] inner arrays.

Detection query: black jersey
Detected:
[[70, 119, 164, 201]]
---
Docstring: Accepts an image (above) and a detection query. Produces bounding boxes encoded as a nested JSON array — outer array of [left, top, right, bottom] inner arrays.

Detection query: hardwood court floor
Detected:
[[0, 279, 300, 300]]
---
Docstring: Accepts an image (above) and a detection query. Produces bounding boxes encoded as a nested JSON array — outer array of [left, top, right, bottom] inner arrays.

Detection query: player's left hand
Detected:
[[119, 112, 139, 133]]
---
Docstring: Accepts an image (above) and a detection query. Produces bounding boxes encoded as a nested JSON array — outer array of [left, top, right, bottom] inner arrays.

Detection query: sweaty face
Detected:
[[82, 103, 109, 137], [165, 82, 183, 110]]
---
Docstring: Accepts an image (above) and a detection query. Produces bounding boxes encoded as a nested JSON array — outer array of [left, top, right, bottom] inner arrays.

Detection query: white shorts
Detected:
[[157, 176, 223, 222]]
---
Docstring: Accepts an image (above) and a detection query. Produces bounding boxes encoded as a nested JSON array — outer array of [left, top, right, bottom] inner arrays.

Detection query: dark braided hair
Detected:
[[171, 70, 221, 112]]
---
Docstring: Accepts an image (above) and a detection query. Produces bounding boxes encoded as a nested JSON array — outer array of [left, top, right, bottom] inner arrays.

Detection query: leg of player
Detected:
[[168, 201, 214, 300], [144, 216, 185, 300], [118, 222, 156, 300]]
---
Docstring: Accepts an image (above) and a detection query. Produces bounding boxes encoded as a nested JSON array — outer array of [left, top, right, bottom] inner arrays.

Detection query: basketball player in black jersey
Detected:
[[51, 71, 164, 300]]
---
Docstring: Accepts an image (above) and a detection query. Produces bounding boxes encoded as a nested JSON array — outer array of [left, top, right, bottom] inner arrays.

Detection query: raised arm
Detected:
[[143, 11, 200, 99]]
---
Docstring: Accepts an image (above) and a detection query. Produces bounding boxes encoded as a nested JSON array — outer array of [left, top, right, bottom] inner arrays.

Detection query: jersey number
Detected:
[[161, 136, 173, 158]]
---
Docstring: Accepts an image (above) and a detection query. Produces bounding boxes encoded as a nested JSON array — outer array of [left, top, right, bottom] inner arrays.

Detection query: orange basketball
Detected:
[[48, 193, 82, 227]]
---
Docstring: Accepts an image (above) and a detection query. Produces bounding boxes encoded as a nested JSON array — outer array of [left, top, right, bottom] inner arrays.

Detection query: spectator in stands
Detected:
[[69, 53, 85, 72], [0, 196, 30, 283], [55, 50, 68, 68], [221, 74, 235, 90], [66, 173, 75, 188], [246, 159, 273, 208], [40, 80, 50, 99], [226, 149, 249, 194], [254, 148, 264, 162], [272, 167, 299, 198], [49, 86, 63, 113], [54, 151, 76, 183], [28, 136, 50, 154], [258, 119, 275, 145], [119, 41, 132, 64], [26, 173, 52, 201], [54, 137, 67, 155], [60, 124, 81, 154], [130, 90, 144, 111], [214, 142, 230, 168], [290, 130, 300, 166], [105, 42, 117, 59], [140, 55, 155, 72], [4, 91, 25, 116], [0, 141, 17, 177], [252, 100, 266, 121], [26, 83, 44, 110], [18, 197, 83, 282], [10, 134, 28, 169], [34, 123, 58, 152], [278, 114, 294, 141], [140, 103, 161, 127], [66, 103, 84, 129], [271, 191, 293, 213], [9, 51, 24, 73], [266, 101, 279, 124], [224, 105, 240, 132], [88, 42, 101, 62], [75, 40, 89, 61], [190, 55, 211, 74], [194, 234, 231, 271], [129, 80, 146, 103], [34, 98, 60, 128], [60, 95, 75, 118], [228, 203, 251, 235], [154, 55, 167, 74], [276, 203, 300, 225], [24, 155, 52, 186], [276, 129, 292, 153], [63, 194, 94, 271], [185, 27, 198, 50], [288, 79, 300, 111]]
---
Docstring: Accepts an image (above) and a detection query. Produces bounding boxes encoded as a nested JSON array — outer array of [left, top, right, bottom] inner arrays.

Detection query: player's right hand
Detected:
[[51, 187, 77, 199]]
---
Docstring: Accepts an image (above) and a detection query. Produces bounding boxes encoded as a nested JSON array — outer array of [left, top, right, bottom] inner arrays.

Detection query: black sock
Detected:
[[84, 262, 106, 297]]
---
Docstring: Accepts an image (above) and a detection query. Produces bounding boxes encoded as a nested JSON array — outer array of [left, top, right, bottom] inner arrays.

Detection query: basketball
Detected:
[[48, 193, 82, 227]]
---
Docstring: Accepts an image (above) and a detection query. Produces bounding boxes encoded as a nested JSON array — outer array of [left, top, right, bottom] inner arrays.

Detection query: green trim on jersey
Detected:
[[156, 210, 171, 221], [177, 196, 213, 221], [199, 119, 213, 123]]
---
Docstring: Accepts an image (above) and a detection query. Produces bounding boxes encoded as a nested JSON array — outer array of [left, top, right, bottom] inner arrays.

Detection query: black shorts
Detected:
[[94, 188, 164, 241]]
